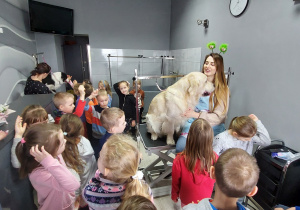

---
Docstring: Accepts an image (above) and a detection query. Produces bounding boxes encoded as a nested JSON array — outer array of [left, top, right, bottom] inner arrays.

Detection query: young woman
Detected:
[[24, 62, 52, 95], [176, 53, 230, 153]]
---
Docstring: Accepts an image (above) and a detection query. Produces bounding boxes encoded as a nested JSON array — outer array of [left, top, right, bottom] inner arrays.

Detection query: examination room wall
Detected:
[[170, 0, 300, 151]]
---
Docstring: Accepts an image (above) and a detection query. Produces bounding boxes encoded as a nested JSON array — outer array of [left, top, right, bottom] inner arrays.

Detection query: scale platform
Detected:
[[137, 124, 178, 197]]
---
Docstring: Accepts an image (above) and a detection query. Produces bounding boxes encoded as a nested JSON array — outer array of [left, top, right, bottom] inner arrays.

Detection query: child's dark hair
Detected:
[[16, 124, 62, 179], [59, 114, 84, 173], [21, 105, 48, 128], [83, 79, 92, 85], [215, 148, 259, 197], [84, 83, 93, 98], [182, 118, 217, 174], [228, 116, 257, 137], [117, 195, 156, 210], [30, 62, 51, 76]]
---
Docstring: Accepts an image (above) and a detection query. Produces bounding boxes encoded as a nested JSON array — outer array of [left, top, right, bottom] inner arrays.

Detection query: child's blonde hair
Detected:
[[229, 116, 257, 138], [21, 105, 48, 127], [100, 107, 124, 131], [102, 134, 151, 200], [53, 92, 74, 109], [215, 148, 259, 197], [98, 80, 112, 96], [182, 118, 217, 174], [117, 195, 156, 210], [16, 124, 62, 178], [96, 89, 108, 100], [59, 114, 84, 173]]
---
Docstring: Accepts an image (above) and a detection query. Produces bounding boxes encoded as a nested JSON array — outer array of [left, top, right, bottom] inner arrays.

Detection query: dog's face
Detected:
[[186, 72, 214, 96]]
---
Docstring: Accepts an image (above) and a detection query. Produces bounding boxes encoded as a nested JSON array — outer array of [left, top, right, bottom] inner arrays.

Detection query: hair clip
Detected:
[[102, 81, 106, 88], [21, 138, 26, 144], [132, 171, 144, 180], [63, 132, 68, 136], [207, 41, 228, 54]]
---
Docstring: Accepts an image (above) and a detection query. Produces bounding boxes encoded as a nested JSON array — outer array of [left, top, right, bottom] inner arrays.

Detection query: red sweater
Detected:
[[54, 99, 86, 124], [171, 152, 218, 206]]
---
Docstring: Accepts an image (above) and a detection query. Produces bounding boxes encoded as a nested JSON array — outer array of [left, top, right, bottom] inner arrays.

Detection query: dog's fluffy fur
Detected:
[[42, 72, 70, 92], [146, 72, 214, 145]]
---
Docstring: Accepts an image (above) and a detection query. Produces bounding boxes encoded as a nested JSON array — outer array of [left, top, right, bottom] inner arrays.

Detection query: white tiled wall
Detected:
[[89, 47, 201, 89]]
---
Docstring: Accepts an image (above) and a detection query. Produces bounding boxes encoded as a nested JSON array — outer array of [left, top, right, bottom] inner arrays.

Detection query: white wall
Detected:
[[170, 0, 300, 151]]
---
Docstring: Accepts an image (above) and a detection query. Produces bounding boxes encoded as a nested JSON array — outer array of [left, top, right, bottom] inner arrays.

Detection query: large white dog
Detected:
[[146, 72, 214, 145]]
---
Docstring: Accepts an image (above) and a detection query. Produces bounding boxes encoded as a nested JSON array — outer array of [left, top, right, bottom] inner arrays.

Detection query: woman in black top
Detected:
[[24, 63, 52, 95]]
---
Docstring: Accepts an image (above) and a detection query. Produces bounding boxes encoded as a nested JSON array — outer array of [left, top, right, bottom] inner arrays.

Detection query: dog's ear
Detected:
[[188, 75, 199, 96]]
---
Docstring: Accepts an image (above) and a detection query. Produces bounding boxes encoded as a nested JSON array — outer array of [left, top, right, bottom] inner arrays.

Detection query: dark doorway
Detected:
[[62, 35, 90, 83]]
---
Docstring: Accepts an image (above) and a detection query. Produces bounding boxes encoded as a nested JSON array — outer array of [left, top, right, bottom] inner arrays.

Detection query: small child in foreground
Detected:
[[83, 134, 152, 209], [213, 114, 271, 156], [16, 124, 80, 210], [172, 118, 218, 207], [183, 148, 259, 210]]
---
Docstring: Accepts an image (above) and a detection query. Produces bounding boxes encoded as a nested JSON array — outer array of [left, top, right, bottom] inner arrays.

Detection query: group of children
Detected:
[[11, 79, 150, 210], [172, 114, 272, 209], [8, 75, 288, 210]]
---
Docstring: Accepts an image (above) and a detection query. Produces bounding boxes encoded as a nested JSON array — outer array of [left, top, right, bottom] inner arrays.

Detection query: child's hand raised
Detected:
[[78, 85, 86, 101], [249, 114, 259, 122], [30, 145, 50, 163], [15, 116, 27, 138], [88, 89, 99, 100]]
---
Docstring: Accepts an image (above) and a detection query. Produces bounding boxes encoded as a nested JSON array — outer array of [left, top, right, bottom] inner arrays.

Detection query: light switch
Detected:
[[0, 28, 3, 33]]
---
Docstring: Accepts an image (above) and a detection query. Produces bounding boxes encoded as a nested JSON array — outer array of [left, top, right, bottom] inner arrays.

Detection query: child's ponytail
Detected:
[[122, 172, 151, 201]]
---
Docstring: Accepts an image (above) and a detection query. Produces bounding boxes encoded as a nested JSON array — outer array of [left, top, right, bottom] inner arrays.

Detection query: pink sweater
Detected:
[[29, 154, 80, 210]]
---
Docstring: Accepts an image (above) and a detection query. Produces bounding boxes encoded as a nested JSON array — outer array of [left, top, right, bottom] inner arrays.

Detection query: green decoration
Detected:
[[219, 43, 228, 54], [207, 42, 216, 52]]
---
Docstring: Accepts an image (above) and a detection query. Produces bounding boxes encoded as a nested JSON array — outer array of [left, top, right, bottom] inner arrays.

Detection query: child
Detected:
[[213, 114, 271, 156], [183, 148, 259, 210], [117, 195, 157, 210], [98, 80, 112, 107], [129, 80, 145, 124], [15, 123, 80, 210], [85, 90, 109, 156], [113, 81, 136, 134], [60, 114, 97, 207], [85, 83, 99, 141], [11, 105, 49, 168], [97, 107, 126, 153], [172, 118, 218, 207], [83, 134, 152, 209], [53, 85, 97, 124]]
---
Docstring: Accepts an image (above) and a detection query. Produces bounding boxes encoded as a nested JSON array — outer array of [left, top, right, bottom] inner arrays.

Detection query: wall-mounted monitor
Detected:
[[29, 0, 74, 36]]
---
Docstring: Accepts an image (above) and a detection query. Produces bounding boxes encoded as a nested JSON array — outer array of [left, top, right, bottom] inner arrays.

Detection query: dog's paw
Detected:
[[151, 134, 158, 140], [166, 138, 175, 145]]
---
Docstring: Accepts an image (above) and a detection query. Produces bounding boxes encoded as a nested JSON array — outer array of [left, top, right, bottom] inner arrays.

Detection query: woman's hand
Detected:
[[182, 107, 199, 118], [30, 145, 50, 163], [131, 120, 136, 127], [14, 116, 27, 138]]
